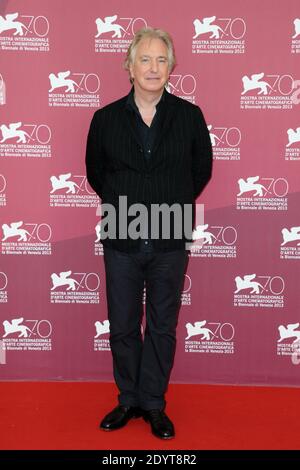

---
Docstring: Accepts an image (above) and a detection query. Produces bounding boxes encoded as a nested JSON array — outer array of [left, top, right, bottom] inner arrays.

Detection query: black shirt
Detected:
[[126, 87, 166, 252]]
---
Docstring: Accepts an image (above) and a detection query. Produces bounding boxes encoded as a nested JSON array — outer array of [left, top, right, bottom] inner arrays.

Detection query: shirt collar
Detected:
[[126, 86, 166, 114]]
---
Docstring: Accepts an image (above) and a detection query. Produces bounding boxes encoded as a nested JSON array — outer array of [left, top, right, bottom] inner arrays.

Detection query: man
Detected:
[[86, 27, 212, 440]]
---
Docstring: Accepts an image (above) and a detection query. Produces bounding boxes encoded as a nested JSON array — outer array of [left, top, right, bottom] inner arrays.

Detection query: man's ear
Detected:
[[129, 64, 134, 80]]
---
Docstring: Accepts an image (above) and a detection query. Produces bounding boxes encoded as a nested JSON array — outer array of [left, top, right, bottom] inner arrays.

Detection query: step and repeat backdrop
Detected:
[[0, 0, 300, 384]]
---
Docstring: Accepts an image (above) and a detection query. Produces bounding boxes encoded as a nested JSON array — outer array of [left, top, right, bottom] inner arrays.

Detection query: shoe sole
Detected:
[[99, 414, 142, 431], [152, 432, 175, 440], [143, 416, 175, 440]]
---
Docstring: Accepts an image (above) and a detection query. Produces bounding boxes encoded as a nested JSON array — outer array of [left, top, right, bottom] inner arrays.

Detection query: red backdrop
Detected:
[[1, 0, 300, 385]]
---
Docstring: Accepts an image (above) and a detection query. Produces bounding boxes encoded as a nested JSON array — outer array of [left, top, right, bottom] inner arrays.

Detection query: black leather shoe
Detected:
[[143, 409, 175, 439], [100, 405, 142, 431]]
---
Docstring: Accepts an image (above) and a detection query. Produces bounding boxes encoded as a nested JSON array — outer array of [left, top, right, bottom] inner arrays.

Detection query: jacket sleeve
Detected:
[[85, 110, 106, 199], [191, 106, 213, 199]]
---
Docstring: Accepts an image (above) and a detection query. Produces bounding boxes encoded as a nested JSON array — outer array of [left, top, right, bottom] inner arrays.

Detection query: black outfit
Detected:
[[126, 87, 165, 252], [86, 86, 212, 253], [86, 87, 212, 411]]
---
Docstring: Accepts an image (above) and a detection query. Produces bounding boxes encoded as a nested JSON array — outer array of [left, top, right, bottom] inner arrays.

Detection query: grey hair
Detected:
[[124, 27, 176, 82]]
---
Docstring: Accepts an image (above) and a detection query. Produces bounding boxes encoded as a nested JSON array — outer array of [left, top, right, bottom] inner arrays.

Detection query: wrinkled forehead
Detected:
[[135, 37, 168, 58]]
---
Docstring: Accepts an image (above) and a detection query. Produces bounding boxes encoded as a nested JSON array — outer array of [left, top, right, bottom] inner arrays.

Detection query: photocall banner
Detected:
[[0, 0, 300, 385]]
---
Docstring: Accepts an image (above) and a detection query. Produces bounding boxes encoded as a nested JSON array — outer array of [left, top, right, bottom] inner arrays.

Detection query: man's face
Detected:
[[129, 37, 170, 94]]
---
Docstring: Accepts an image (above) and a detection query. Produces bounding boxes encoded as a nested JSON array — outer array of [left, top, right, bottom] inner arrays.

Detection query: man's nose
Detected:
[[150, 59, 159, 72]]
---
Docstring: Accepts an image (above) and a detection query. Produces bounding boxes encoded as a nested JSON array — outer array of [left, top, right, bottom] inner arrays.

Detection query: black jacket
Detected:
[[86, 88, 213, 252]]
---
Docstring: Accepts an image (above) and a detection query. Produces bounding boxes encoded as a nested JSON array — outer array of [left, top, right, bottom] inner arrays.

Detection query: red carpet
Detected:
[[0, 382, 299, 450]]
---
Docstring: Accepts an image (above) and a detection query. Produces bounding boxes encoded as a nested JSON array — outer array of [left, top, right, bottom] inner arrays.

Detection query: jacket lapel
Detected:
[[149, 92, 177, 169], [122, 105, 142, 147]]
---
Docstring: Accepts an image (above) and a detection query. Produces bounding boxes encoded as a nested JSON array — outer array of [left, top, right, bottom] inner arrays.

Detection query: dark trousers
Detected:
[[103, 246, 189, 410]]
